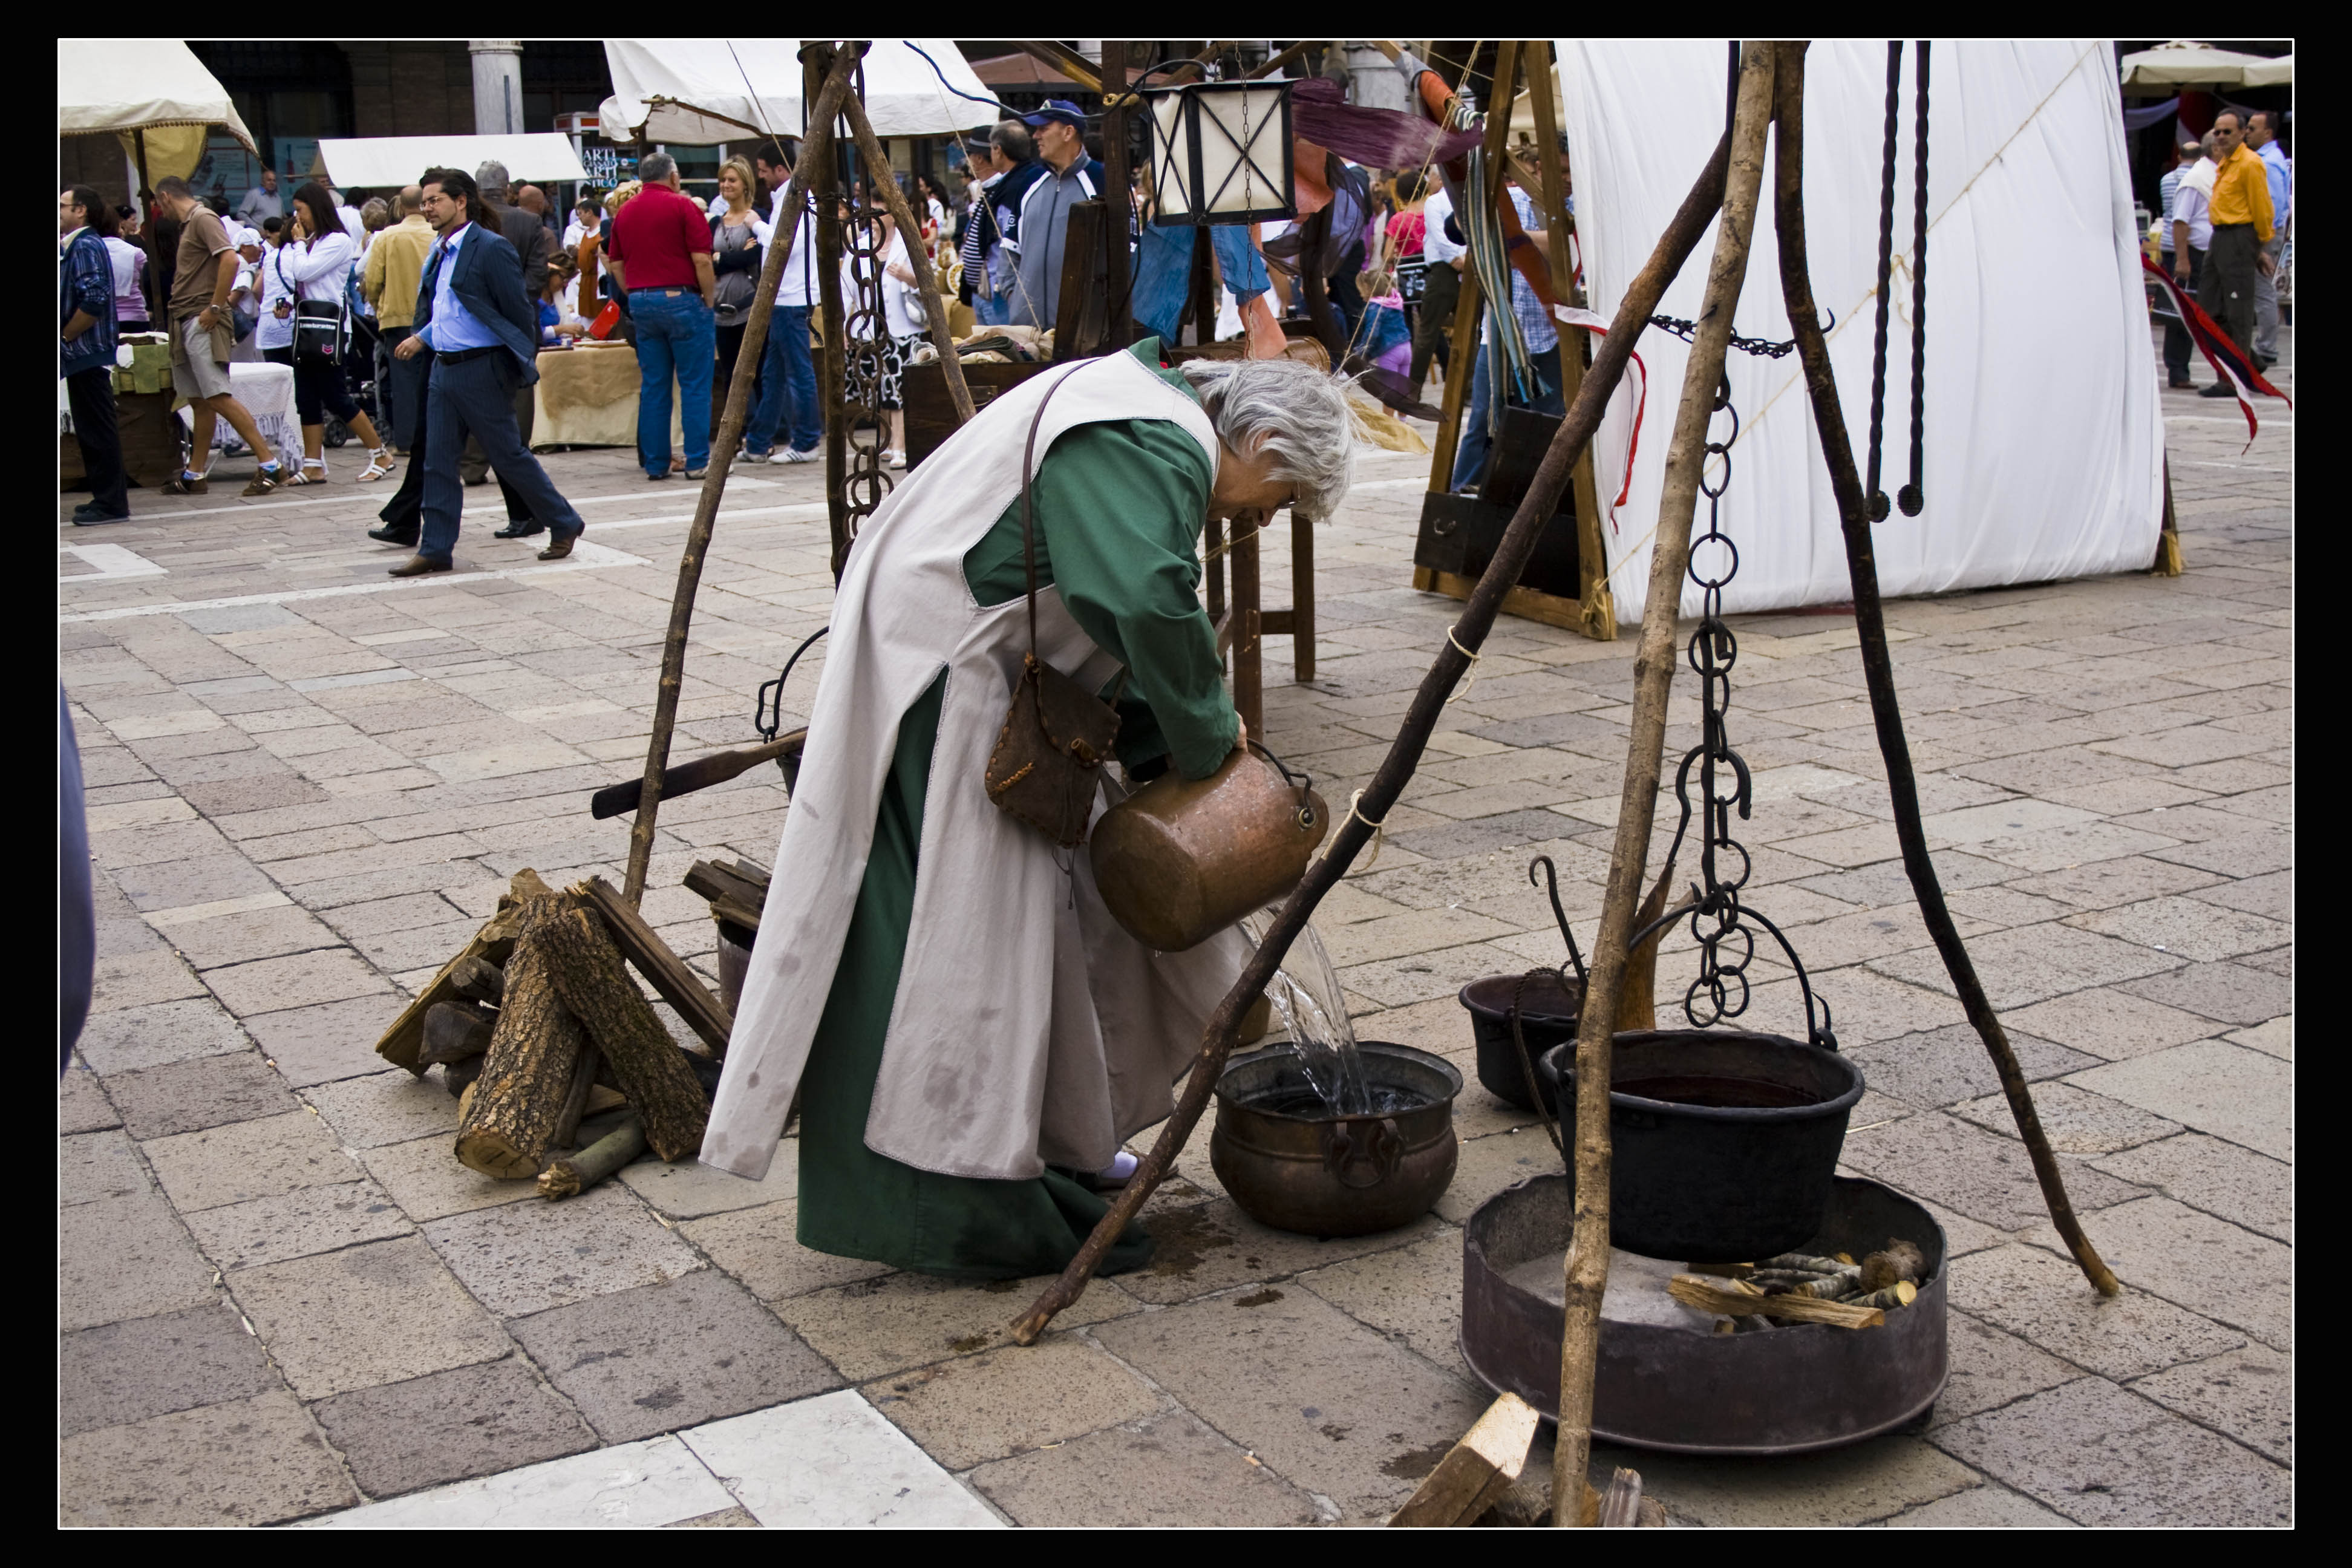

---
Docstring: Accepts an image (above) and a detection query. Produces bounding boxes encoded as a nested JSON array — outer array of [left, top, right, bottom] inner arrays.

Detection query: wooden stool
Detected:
[[1204, 508, 1315, 737]]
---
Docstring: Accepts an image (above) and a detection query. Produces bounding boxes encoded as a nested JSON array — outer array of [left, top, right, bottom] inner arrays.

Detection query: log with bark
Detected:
[[685, 859, 770, 934], [418, 1000, 495, 1066], [448, 956, 505, 1006], [453, 893, 592, 1177], [373, 869, 547, 1073], [574, 876, 733, 1056], [539, 1116, 647, 1200], [534, 900, 712, 1162]]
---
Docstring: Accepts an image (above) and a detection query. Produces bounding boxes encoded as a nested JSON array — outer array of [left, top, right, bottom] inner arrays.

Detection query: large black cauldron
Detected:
[[1538, 1030, 1863, 1261]]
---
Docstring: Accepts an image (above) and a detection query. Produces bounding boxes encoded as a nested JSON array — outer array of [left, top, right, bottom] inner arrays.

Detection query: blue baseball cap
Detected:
[[1022, 99, 1086, 129]]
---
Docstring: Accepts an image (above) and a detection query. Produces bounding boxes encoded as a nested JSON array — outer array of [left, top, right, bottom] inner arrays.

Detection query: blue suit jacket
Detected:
[[414, 220, 541, 387]]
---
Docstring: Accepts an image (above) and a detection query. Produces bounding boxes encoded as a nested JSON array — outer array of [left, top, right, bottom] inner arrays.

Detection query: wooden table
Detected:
[[1204, 508, 1315, 738]]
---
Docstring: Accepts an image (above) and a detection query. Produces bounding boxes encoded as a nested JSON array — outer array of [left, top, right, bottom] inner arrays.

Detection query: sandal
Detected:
[[287, 462, 327, 488], [359, 448, 399, 482]]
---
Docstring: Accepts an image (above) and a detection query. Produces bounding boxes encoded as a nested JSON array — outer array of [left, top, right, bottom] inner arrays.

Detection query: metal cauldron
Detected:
[[1090, 745, 1327, 952], [1537, 1030, 1864, 1260], [1459, 972, 1583, 1114], [1210, 1042, 1460, 1236], [1460, 1174, 1948, 1453]]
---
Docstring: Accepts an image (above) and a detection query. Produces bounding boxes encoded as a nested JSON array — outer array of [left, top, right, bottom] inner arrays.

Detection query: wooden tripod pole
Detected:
[[619, 47, 863, 905], [1551, 42, 1777, 1526], [1009, 120, 1738, 1353], [835, 92, 975, 425], [1765, 41, 2117, 1294]]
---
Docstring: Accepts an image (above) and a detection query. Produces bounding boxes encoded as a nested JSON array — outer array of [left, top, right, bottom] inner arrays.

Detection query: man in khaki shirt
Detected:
[[364, 186, 435, 451]]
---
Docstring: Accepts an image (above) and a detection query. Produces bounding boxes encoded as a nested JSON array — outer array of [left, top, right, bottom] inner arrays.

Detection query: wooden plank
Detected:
[[1413, 565, 1586, 633], [574, 876, 734, 1057], [1387, 1391, 1543, 1527]]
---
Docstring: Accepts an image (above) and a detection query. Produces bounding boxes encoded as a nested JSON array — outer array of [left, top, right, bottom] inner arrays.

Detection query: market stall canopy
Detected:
[[1561, 38, 2162, 621], [2241, 53, 2292, 88], [316, 133, 586, 191], [58, 38, 256, 152], [600, 39, 995, 144], [2118, 41, 2276, 90]]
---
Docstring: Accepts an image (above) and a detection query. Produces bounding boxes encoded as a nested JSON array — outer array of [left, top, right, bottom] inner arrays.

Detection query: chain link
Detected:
[[840, 198, 893, 541], [1647, 314, 1800, 361]]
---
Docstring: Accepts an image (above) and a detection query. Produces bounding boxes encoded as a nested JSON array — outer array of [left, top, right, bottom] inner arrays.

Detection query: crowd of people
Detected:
[[2157, 106, 2290, 394]]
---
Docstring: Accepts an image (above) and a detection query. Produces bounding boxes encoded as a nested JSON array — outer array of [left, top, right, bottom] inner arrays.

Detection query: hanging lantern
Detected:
[[1144, 79, 1297, 226]]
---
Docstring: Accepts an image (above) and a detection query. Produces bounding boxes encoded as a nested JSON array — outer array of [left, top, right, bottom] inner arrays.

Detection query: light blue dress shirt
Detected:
[[2258, 142, 2290, 230], [418, 222, 498, 352]]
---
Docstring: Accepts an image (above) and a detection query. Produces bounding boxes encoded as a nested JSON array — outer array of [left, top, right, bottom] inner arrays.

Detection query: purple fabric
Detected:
[[1290, 77, 1485, 171], [2122, 96, 2180, 132]]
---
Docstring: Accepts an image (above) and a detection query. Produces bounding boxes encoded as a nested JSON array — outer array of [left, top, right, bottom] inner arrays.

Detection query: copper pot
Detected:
[[1090, 745, 1327, 952], [1209, 1042, 1461, 1236]]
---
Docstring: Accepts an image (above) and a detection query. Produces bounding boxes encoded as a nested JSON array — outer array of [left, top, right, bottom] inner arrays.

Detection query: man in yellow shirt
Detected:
[[362, 186, 435, 448], [2200, 110, 2276, 397]]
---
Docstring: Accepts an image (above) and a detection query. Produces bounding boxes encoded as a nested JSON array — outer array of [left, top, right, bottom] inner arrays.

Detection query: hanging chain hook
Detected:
[[1527, 855, 1588, 984]]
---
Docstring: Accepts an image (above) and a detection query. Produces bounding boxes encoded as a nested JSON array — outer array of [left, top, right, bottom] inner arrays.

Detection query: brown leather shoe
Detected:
[[536, 532, 578, 562], [387, 555, 452, 578]]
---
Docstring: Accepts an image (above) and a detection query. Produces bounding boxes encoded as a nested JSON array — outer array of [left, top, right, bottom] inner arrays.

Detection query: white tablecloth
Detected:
[[169, 361, 299, 455]]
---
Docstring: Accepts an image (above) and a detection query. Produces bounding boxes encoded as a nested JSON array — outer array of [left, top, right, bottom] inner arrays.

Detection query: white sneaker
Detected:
[[770, 446, 818, 465], [884, 448, 906, 470], [1096, 1151, 1138, 1185]]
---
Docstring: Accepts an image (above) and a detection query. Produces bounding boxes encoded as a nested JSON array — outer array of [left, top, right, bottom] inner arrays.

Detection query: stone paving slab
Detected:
[[57, 339, 2290, 1525]]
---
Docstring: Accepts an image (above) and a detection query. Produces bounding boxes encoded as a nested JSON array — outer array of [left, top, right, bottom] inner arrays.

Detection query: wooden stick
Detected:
[[621, 47, 863, 906], [1008, 117, 1737, 1354], [835, 91, 975, 425], [1388, 1391, 1542, 1527], [806, 46, 852, 581], [1553, 44, 1777, 1527], [1766, 41, 2119, 1296], [1598, 1468, 1644, 1529], [575, 876, 733, 1056], [549, 1044, 601, 1153], [1670, 1273, 1883, 1329], [538, 1116, 647, 1200]]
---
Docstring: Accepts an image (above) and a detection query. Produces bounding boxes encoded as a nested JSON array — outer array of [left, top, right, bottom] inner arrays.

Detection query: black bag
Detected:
[[983, 369, 1125, 848], [293, 298, 345, 364]]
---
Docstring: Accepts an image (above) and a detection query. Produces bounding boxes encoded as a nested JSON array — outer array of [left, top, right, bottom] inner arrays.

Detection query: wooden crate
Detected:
[[62, 390, 183, 491], [903, 361, 1054, 468]]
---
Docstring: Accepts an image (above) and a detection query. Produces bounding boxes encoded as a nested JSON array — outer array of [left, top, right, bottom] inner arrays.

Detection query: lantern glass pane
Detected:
[[1150, 94, 1193, 220], [1195, 87, 1284, 216]]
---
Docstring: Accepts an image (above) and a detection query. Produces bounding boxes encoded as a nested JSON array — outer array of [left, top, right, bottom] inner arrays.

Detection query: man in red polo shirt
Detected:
[[608, 152, 719, 479]]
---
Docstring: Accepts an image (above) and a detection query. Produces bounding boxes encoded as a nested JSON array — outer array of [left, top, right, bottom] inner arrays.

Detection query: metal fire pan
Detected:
[[1460, 1174, 1948, 1455]]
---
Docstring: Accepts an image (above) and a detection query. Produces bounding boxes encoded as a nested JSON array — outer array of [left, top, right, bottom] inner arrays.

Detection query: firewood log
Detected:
[[1389, 1391, 1543, 1527], [1844, 1281, 1918, 1312], [373, 870, 549, 1074], [419, 1000, 496, 1065], [573, 877, 734, 1056], [1598, 1468, 1644, 1528], [1758, 1252, 1850, 1274], [449, 955, 506, 1006], [1786, 1267, 1864, 1300], [534, 903, 711, 1163], [1861, 1240, 1926, 1291], [1668, 1274, 1884, 1329], [538, 1116, 647, 1200], [454, 895, 592, 1178], [441, 1056, 485, 1099]]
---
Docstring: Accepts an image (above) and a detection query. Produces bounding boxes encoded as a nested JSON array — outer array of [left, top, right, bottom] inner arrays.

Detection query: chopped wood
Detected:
[[1787, 1267, 1864, 1300], [1759, 1252, 1850, 1275], [372, 869, 547, 1073], [1846, 1281, 1918, 1312], [535, 901, 712, 1163], [1668, 1273, 1884, 1329], [419, 1000, 496, 1066], [441, 1056, 485, 1100], [573, 1106, 633, 1148], [538, 1116, 647, 1200], [684, 858, 770, 911], [454, 894, 593, 1179], [1390, 1391, 1544, 1527], [585, 1085, 627, 1115], [549, 1044, 601, 1153], [1598, 1468, 1644, 1528], [574, 876, 734, 1056], [449, 955, 505, 1006], [1684, 1261, 1756, 1279], [1861, 1240, 1927, 1291]]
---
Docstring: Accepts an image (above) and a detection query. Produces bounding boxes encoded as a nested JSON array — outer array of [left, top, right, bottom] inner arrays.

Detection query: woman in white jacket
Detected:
[[281, 181, 393, 483]]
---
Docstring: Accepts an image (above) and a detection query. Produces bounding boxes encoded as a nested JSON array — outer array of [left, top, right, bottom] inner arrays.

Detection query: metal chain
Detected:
[[840, 147, 892, 540], [1647, 314, 1802, 360], [1633, 376, 1837, 1051], [1864, 41, 1902, 524], [1898, 40, 1931, 518]]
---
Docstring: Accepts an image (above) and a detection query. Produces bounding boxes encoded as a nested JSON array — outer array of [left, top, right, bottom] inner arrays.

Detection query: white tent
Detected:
[[59, 38, 256, 150], [2241, 53, 2292, 88], [316, 133, 586, 191], [2118, 41, 2276, 91], [1558, 40, 2163, 623], [600, 39, 995, 145]]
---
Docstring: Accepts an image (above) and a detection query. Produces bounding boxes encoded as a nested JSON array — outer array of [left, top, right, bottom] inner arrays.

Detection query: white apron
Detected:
[[702, 351, 1250, 1181]]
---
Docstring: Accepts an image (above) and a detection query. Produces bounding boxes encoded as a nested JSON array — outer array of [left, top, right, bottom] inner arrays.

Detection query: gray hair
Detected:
[[474, 159, 511, 200], [639, 152, 678, 185], [1178, 357, 1356, 520], [990, 121, 1034, 163]]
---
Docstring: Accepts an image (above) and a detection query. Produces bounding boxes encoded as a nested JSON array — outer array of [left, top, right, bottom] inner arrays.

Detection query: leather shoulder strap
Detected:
[[1018, 364, 1091, 657]]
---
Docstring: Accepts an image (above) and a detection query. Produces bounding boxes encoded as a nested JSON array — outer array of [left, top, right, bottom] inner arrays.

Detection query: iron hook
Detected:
[[1527, 855, 1588, 984]]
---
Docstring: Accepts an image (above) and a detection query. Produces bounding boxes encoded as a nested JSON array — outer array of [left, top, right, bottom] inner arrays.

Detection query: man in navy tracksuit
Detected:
[[387, 166, 584, 576], [1004, 100, 1105, 330]]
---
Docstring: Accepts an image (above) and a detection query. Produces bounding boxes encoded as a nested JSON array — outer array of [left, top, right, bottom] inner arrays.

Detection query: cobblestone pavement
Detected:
[[60, 333, 2289, 1526]]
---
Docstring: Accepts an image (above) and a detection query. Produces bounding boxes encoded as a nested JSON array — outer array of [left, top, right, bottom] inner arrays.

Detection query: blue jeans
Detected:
[[746, 305, 820, 456], [1451, 341, 1564, 492], [420, 354, 583, 564], [630, 288, 714, 474], [973, 292, 1011, 327]]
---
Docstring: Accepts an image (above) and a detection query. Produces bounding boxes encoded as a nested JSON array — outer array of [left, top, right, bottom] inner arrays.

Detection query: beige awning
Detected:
[[58, 38, 256, 153], [2118, 41, 2276, 91]]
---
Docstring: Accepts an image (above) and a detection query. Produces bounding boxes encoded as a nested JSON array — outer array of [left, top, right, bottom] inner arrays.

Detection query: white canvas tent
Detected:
[[1558, 39, 2163, 623], [601, 39, 995, 145], [316, 133, 586, 191], [2118, 41, 2278, 90], [59, 38, 256, 151]]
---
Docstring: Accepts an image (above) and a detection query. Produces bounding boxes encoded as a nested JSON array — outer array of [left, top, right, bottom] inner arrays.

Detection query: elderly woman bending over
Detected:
[[704, 344, 1355, 1280]]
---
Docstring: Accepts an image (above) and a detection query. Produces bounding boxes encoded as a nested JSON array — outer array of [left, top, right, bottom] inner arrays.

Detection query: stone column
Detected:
[[469, 40, 525, 136]]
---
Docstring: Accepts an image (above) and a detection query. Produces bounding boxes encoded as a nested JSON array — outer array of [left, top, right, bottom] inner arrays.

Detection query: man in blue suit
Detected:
[[388, 167, 585, 577]]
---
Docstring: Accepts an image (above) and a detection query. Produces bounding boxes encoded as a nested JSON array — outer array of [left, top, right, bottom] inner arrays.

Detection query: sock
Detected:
[[1097, 1151, 1139, 1183]]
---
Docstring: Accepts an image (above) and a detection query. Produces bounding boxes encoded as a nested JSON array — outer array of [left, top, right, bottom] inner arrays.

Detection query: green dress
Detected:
[[795, 340, 1238, 1281]]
